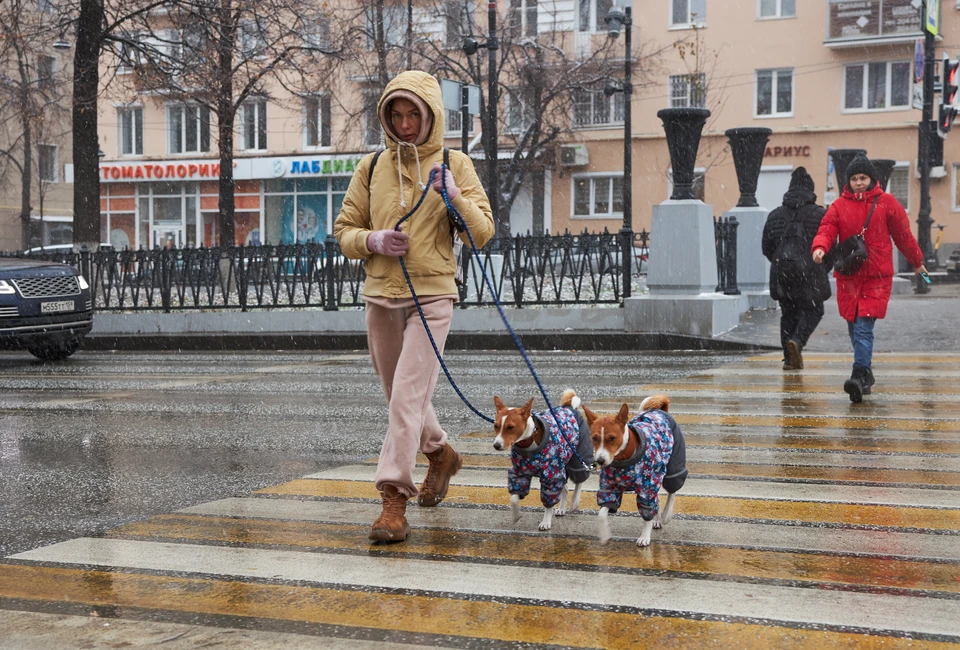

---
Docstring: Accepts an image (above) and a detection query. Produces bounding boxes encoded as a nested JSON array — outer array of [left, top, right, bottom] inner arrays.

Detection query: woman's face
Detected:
[[849, 173, 871, 193], [390, 98, 422, 143]]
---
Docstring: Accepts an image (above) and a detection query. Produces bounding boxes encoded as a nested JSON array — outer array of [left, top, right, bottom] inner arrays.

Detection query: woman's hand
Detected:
[[430, 163, 459, 201], [915, 264, 928, 275], [367, 230, 410, 257], [812, 249, 826, 264]]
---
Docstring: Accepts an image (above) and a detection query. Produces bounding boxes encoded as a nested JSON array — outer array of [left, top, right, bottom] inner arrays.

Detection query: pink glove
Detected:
[[366, 230, 410, 257], [430, 163, 459, 201]]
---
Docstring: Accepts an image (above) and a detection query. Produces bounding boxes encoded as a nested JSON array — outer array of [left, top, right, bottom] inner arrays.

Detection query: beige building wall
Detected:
[[93, 0, 960, 259]]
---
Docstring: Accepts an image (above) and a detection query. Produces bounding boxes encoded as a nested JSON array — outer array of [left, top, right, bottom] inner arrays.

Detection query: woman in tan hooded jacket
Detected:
[[335, 71, 494, 542]]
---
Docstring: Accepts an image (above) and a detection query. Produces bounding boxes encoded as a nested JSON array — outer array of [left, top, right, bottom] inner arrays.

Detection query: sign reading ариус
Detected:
[[99, 154, 365, 183]]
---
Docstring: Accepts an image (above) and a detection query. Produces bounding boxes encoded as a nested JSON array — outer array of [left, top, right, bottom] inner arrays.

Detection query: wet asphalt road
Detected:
[[0, 349, 740, 558]]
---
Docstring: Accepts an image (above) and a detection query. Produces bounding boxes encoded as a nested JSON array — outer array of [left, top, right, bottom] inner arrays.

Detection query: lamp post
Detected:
[[604, 4, 632, 299], [463, 2, 503, 239]]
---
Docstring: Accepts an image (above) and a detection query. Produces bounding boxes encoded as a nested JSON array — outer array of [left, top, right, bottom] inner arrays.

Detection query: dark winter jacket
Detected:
[[812, 184, 923, 322], [762, 190, 831, 303]]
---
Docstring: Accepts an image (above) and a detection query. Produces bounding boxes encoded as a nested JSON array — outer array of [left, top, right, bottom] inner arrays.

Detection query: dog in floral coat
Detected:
[[492, 389, 594, 531]]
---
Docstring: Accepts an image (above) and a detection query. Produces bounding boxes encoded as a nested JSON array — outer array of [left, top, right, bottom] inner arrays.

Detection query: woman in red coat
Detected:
[[811, 154, 927, 403]]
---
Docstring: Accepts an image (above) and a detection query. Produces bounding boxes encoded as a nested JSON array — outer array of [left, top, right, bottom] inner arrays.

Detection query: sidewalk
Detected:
[[719, 282, 960, 353]]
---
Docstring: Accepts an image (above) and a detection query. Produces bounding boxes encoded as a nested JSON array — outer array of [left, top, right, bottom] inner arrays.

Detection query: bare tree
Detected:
[[0, 0, 72, 248], [112, 0, 344, 245]]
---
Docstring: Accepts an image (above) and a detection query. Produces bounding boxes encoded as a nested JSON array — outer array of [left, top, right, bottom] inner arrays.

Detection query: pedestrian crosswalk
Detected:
[[3, 352, 960, 647]]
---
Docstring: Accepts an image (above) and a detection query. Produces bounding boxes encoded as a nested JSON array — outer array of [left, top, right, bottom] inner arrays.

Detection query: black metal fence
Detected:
[[714, 216, 740, 295], [5, 229, 653, 312]]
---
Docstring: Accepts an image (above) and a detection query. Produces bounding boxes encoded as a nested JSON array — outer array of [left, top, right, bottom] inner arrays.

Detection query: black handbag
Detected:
[[833, 196, 879, 276]]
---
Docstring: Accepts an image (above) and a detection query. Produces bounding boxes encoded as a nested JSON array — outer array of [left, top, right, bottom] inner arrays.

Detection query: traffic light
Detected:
[[938, 55, 960, 138]]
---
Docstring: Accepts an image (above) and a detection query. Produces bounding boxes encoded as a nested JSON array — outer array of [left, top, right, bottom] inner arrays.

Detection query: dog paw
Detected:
[[538, 520, 553, 531], [598, 508, 611, 544], [653, 514, 662, 530], [510, 495, 521, 523], [554, 504, 567, 517], [636, 535, 651, 547]]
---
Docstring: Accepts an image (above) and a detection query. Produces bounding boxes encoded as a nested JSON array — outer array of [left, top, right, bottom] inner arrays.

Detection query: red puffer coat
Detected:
[[811, 184, 923, 322]]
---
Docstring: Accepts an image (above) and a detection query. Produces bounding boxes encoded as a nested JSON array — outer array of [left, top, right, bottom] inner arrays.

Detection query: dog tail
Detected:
[[640, 393, 670, 412], [560, 388, 582, 412]]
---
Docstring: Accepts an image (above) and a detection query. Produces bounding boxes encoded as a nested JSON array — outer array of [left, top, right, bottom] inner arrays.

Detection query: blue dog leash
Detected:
[[392, 165, 592, 470]]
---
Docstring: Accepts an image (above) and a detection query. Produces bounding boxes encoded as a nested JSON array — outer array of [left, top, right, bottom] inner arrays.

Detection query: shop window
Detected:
[[669, 73, 707, 108], [759, 0, 794, 19], [168, 105, 211, 154], [578, 0, 613, 32], [119, 107, 143, 156], [241, 100, 267, 151], [671, 0, 706, 27], [572, 85, 624, 127], [38, 144, 57, 182], [756, 68, 793, 117], [263, 177, 348, 245], [572, 174, 624, 218], [888, 163, 910, 210], [843, 61, 911, 112], [304, 95, 332, 149]]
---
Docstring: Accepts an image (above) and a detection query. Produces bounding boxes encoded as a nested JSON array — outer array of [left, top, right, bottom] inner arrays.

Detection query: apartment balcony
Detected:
[[824, 0, 927, 48]]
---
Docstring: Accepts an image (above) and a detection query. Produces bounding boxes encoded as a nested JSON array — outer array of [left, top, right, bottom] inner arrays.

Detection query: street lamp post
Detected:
[[463, 3, 503, 239], [605, 5, 632, 299]]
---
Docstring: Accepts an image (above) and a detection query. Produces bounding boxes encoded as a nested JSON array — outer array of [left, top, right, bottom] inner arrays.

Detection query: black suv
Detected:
[[0, 258, 93, 361]]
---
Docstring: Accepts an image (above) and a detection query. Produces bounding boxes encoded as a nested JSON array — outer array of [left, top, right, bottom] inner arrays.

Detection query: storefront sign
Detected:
[[827, 0, 921, 41], [764, 145, 811, 158], [101, 154, 365, 183]]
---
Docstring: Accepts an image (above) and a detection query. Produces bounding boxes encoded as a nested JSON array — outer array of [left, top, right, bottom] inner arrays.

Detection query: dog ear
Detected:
[[617, 403, 631, 424], [521, 397, 534, 418], [582, 405, 598, 425], [493, 395, 506, 412]]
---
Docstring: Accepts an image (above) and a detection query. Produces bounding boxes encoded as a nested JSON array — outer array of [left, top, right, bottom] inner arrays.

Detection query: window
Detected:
[[671, 0, 706, 27], [38, 144, 57, 182], [304, 95, 332, 149], [118, 107, 143, 156], [669, 73, 707, 108], [445, 109, 475, 136], [843, 62, 911, 111], [668, 169, 706, 202], [505, 87, 535, 133], [241, 100, 267, 151], [168, 105, 211, 154], [578, 0, 613, 32], [888, 163, 910, 210], [573, 175, 624, 218], [445, 0, 474, 48], [37, 56, 55, 91], [238, 21, 267, 57], [304, 13, 331, 50], [756, 68, 793, 117], [508, 0, 538, 37], [758, 0, 794, 19], [366, 4, 405, 49], [116, 34, 142, 74], [572, 86, 624, 127], [363, 93, 381, 147]]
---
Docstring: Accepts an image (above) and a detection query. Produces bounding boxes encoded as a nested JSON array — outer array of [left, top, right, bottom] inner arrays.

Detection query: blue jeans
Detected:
[[847, 316, 876, 370]]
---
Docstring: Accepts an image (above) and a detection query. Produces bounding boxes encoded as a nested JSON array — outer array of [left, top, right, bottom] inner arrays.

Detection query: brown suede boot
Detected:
[[418, 444, 463, 507], [369, 485, 411, 542]]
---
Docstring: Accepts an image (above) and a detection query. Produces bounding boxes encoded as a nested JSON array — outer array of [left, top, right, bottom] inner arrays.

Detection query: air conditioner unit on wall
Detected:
[[560, 144, 589, 166]]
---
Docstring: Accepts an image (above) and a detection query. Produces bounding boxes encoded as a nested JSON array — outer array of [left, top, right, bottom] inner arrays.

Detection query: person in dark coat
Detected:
[[811, 154, 927, 403], [762, 167, 831, 371]]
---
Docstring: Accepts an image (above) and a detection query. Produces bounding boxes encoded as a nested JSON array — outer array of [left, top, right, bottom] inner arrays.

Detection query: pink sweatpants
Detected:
[[366, 297, 454, 499]]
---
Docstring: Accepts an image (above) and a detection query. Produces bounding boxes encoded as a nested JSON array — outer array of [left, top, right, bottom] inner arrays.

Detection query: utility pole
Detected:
[[486, 2, 501, 239], [917, 1, 936, 294]]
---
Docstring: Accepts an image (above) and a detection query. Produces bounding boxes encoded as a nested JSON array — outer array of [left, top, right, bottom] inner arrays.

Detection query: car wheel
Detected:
[[28, 338, 82, 362]]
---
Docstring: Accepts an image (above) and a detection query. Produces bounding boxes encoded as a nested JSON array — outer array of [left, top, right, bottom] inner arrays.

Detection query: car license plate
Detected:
[[41, 300, 74, 314]]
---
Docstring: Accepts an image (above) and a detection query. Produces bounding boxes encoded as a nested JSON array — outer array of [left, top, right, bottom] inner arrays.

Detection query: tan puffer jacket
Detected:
[[334, 71, 494, 298]]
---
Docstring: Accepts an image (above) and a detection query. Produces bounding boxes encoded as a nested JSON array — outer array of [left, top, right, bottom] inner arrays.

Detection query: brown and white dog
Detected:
[[583, 394, 688, 547], [492, 389, 594, 531]]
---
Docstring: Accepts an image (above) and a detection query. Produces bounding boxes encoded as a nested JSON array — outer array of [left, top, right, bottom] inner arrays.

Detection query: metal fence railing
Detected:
[[3, 229, 653, 312]]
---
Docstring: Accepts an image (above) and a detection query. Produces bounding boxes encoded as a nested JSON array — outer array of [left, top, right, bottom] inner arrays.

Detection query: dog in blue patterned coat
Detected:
[[492, 389, 594, 531], [583, 394, 688, 547]]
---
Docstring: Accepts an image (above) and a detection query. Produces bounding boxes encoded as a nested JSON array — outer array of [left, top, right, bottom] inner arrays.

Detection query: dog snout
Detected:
[[493, 437, 503, 451]]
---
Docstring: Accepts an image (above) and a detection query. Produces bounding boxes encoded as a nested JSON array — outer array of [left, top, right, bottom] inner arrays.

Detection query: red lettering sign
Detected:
[[764, 145, 812, 158]]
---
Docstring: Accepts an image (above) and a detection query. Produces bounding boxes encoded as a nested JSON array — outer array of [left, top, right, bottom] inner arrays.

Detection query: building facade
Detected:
[[87, 0, 959, 261]]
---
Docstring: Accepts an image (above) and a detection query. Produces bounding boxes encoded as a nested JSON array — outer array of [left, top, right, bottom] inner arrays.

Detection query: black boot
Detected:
[[863, 368, 875, 395], [844, 366, 869, 404]]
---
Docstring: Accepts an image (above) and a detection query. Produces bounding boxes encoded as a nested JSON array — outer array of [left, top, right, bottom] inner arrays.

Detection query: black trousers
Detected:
[[779, 296, 824, 358]]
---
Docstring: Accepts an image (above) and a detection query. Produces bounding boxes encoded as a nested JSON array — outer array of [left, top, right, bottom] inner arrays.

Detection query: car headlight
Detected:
[[0, 280, 15, 295], [77, 275, 89, 290]]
